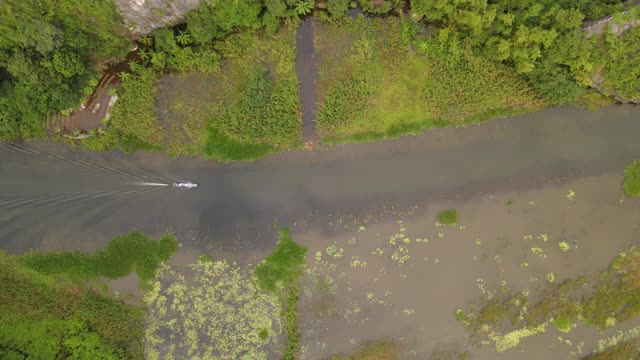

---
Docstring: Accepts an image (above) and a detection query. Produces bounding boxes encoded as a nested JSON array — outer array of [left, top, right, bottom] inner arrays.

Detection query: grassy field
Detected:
[[88, 26, 301, 161], [314, 16, 546, 143], [0, 232, 177, 359]]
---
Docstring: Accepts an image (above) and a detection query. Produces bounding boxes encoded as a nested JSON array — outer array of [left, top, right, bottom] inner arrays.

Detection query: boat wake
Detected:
[[132, 182, 169, 186]]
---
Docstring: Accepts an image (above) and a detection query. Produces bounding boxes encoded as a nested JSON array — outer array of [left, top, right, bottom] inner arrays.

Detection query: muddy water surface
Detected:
[[0, 105, 638, 254], [0, 105, 639, 357], [295, 173, 640, 358]]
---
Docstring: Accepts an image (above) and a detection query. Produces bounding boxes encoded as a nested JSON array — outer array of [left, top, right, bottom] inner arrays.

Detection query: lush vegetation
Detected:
[[0, 0, 130, 140], [458, 246, 640, 352], [144, 257, 282, 359], [2, 0, 639, 158], [85, 5, 301, 160], [437, 209, 458, 225], [254, 228, 308, 359], [0, 231, 177, 359], [18, 231, 178, 285], [315, 16, 545, 142], [624, 160, 640, 197], [314, 1, 638, 143], [582, 328, 640, 359]]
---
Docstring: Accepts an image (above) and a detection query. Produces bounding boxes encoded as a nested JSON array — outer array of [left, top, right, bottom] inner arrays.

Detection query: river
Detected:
[[0, 105, 638, 254]]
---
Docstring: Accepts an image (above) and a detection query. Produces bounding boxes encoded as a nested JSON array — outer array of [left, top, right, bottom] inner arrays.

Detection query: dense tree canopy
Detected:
[[0, 0, 130, 139], [408, 0, 635, 104]]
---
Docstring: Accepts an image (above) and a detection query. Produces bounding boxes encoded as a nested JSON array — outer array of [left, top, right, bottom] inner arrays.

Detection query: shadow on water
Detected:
[[0, 105, 639, 254]]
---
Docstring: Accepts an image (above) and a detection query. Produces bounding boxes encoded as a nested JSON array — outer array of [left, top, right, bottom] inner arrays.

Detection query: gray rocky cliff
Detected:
[[115, 0, 206, 34]]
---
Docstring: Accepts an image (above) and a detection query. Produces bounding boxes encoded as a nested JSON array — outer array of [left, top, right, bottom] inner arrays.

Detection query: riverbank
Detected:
[[3, 1, 638, 162]]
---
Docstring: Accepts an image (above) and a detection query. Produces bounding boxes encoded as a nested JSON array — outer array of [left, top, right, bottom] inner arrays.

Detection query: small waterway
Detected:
[[295, 18, 318, 145], [0, 105, 638, 254]]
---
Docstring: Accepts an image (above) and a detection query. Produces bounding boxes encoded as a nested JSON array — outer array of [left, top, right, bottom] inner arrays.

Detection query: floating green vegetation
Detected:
[[0, 231, 175, 359], [144, 260, 282, 359], [623, 160, 640, 197], [437, 209, 458, 226], [584, 325, 640, 359], [558, 241, 572, 252], [458, 246, 640, 352], [326, 338, 401, 359], [254, 228, 307, 294], [18, 231, 178, 285], [254, 228, 308, 360]]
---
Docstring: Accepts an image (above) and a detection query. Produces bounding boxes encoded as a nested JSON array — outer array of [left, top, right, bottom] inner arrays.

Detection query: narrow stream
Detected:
[[295, 18, 318, 145]]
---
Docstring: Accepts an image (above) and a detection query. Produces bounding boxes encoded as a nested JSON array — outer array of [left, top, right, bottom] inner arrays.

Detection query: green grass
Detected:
[[254, 228, 307, 359], [437, 209, 457, 225], [151, 28, 301, 161], [314, 16, 545, 143], [624, 160, 640, 197], [0, 231, 178, 359], [18, 231, 178, 285]]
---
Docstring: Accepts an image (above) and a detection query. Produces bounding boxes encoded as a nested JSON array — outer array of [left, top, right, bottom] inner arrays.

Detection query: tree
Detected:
[[137, 48, 150, 61], [187, 0, 262, 45], [295, 0, 314, 15], [52, 50, 84, 78], [176, 30, 191, 46], [118, 72, 130, 82], [139, 35, 153, 47], [327, 0, 350, 18], [0, 0, 131, 140]]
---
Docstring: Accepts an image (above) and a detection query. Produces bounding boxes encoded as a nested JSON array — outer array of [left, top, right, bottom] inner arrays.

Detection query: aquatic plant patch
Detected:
[[437, 209, 457, 225], [254, 228, 308, 359], [18, 231, 178, 285], [623, 160, 640, 197], [144, 259, 282, 360], [458, 246, 640, 352]]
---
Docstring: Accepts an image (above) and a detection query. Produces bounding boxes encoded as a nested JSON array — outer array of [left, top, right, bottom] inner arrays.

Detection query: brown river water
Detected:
[[1, 104, 639, 358]]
